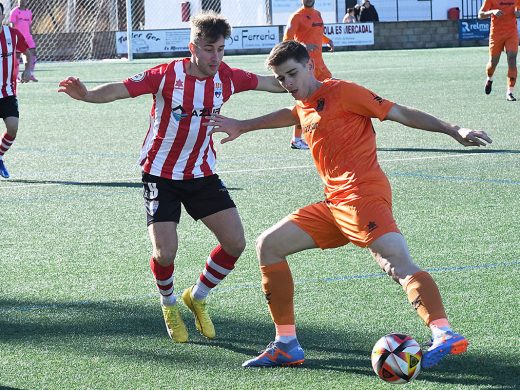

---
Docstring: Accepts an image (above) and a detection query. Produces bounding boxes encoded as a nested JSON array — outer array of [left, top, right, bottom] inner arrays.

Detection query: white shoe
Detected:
[[290, 139, 309, 150]]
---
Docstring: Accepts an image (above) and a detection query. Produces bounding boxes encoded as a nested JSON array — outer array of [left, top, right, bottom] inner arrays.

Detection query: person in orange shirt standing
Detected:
[[206, 40, 492, 369], [479, 0, 520, 101], [284, 0, 334, 149]]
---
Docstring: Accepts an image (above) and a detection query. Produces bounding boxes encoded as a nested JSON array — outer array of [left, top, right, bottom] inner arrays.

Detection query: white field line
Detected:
[[0, 151, 488, 190]]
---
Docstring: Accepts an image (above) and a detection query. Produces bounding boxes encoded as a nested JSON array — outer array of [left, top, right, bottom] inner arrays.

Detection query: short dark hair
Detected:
[[0, 3, 4, 14], [190, 11, 231, 44], [266, 40, 310, 69]]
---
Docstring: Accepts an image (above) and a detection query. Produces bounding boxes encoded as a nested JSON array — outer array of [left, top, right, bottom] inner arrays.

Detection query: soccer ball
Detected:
[[371, 333, 422, 384]]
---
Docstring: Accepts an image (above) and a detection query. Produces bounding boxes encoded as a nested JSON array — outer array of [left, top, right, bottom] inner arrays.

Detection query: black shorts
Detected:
[[0, 96, 19, 119], [142, 172, 236, 225]]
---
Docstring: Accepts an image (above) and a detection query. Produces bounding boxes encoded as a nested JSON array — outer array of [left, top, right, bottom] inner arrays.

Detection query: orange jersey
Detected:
[[481, 0, 520, 36], [284, 7, 331, 58], [291, 79, 395, 204]]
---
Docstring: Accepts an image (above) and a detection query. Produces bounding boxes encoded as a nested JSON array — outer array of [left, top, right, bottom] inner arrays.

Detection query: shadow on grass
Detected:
[[0, 298, 518, 387], [3, 179, 244, 191], [377, 147, 520, 154]]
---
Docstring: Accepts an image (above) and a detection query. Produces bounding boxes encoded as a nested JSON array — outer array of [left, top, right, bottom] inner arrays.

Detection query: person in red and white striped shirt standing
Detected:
[[58, 11, 284, 343], [0, 3, 33, 178]]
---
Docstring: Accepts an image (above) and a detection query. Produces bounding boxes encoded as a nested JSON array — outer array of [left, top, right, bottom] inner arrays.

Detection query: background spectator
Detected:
[[359, 0, 379, 22]]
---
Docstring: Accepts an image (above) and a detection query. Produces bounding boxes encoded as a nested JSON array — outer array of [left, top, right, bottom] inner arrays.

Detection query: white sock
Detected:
[[431, 325, 452, 338], [292, 137, 302, 142], [507, 87, 514, 95], [160, 294, 177, 306], [192, 281, 211, 300], [275, 335, 297, 343], [487, 76, 493, 82]]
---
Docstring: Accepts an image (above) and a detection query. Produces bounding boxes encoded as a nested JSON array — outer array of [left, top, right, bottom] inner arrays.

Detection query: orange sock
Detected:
[[403, 271, 447, 326], [261, 261, 295, 335]]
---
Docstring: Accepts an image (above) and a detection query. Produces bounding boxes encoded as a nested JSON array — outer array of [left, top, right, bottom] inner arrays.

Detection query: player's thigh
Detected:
[[183, 174, 236, 221], [504, 34, 519, 58], [1, 97, 20, 135], [505, 37, 518, 67], [3, 117, 19, 136], [368, 232, 420, 283], [489, 35, 506, 58], [142, 172, 182, 226], [285, 201, 349, 250], [148, 221, 179, 265], [256, 217, 318, 265], [330, 197, 400, 248], [201, 207, 245, 256]]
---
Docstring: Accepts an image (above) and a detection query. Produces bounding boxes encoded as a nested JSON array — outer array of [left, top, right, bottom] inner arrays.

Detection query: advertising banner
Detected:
[[116, 27, 280, 54], [324, 23, 374, 47]]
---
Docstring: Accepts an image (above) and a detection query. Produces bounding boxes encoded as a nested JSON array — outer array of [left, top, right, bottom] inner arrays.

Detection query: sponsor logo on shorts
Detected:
[[145, 199, 159, 216]]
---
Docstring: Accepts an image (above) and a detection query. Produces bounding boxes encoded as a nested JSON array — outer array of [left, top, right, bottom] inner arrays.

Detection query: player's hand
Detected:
[[204, 114, 243, 144], [58, 77, 88, 100], [453, 128, 493, 147], [328, 41, 334, 53], [492, 9, 503, 17], [20, 69, 31, 83]]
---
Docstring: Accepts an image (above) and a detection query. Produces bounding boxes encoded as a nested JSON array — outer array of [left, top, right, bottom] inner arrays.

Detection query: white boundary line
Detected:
[[0, 151, 490, 190]]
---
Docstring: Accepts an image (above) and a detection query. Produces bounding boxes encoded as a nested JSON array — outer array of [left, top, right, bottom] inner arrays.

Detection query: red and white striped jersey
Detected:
[[0, 26, 28, 98], [123, 58, 258, 180]]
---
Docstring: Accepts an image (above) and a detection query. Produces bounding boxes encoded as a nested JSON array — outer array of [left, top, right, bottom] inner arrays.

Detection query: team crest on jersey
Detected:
[[129, 72, 146, 82], [175, 79, 184, 89], [214, 82, 222, 98]]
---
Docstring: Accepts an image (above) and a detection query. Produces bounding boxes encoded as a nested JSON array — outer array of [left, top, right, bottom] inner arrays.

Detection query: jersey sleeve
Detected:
[[340, 82, 394, 121], [231, 68, 259, 93], [123, 64, 166, 97], [13, 29, 29, 52]]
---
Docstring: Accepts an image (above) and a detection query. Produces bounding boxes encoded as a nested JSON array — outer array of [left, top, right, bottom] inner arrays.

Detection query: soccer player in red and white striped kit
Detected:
[[58, 11, 285, 342], [0, 2, 33, 178]]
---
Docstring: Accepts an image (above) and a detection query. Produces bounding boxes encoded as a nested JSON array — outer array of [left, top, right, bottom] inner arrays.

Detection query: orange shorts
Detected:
[[489, 33, 519, 56], [288, 197, 400, 249]]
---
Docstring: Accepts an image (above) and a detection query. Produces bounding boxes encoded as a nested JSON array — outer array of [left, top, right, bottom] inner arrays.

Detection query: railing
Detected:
[[461, 0, 484, 19]]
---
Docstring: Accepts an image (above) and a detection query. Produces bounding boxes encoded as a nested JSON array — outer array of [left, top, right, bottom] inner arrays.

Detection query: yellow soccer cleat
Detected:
[[161, 304, 188, 343], [182, 286, 216, 339]]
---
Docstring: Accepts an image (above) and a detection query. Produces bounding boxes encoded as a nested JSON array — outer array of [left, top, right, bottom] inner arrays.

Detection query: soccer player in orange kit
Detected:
[[206, 41, 492, 369], [479, 0, 520, 101], [284, 0, 334, 149]]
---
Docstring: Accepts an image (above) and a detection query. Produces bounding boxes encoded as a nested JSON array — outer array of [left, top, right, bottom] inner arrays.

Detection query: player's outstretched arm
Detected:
[[58, 77, 130, 103], [385, 103, 493, 147], [255, 75, 287, 93], [206, 109, 298, 144]]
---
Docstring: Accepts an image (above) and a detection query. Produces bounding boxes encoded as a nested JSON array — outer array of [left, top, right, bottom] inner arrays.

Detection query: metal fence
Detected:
[[461, 0, 484, 19]]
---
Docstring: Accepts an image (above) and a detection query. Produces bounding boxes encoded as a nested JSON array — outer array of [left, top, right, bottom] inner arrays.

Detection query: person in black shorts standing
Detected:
[[58, 11, 284, 342], [0, 3, 32, 178]]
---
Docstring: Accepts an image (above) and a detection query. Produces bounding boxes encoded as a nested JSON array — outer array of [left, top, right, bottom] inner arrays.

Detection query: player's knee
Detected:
[[153, 247, 176, 265], [221, 236, 246, 258], [255, 231, 276, 261]]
